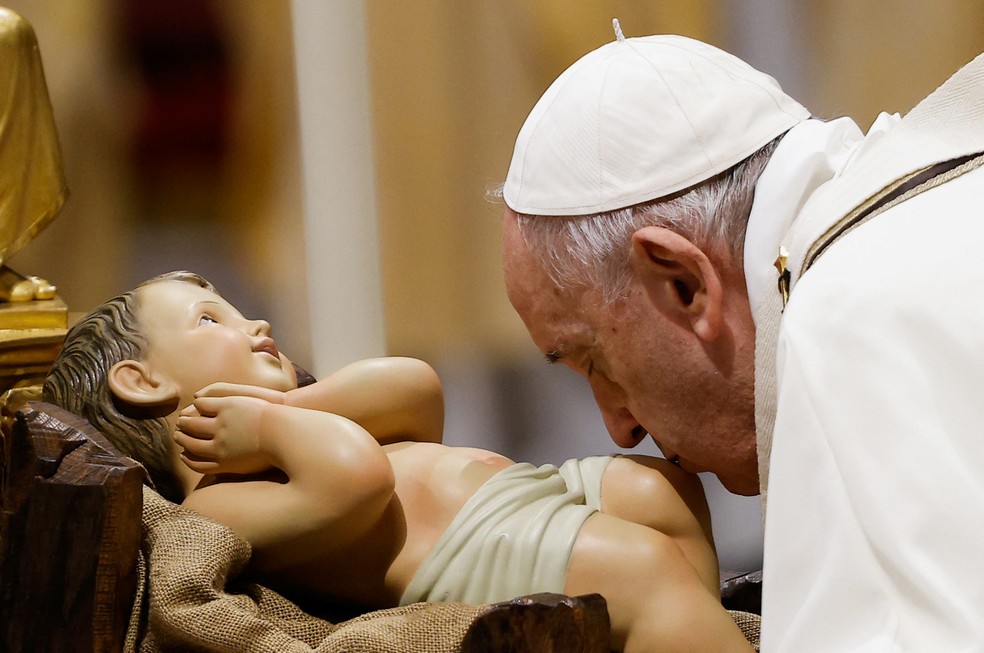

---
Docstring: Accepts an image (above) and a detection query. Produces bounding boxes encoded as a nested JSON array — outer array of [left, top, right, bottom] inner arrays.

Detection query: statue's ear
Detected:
[[108, 359, 179, 407]]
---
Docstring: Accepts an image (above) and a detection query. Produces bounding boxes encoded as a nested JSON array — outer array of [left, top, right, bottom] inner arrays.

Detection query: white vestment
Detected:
[[746, 53, 984, 651]]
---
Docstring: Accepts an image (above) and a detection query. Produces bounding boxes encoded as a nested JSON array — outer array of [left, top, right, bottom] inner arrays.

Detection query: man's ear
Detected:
[[108, 359, 180, 407], [629, 226, 724, 341]]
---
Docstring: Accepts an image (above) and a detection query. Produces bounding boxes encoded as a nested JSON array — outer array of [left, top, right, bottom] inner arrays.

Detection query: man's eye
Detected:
[[199, 315, 218, 325]]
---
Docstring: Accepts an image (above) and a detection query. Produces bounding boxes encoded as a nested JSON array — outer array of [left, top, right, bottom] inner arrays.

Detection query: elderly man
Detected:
[[500, 24, 984, 651]]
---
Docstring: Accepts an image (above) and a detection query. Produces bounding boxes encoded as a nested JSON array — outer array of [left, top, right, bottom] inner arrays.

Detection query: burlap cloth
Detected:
[[730, 610, 761, 652], [122, 486, 761, 652], [123, 486, 486, 653]]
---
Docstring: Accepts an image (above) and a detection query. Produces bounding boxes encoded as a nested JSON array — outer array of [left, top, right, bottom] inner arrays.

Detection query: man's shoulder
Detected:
[[784, 165, 984, 337], [784, 55, 984, 283], [903, 51, 984, 135]]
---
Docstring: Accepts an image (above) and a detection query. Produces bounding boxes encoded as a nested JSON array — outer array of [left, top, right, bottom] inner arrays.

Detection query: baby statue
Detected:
[[43, 270, 752, 652]]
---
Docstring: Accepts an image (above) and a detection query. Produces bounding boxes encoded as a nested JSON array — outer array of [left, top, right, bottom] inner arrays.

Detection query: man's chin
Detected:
[[718, 470, 761, 497]]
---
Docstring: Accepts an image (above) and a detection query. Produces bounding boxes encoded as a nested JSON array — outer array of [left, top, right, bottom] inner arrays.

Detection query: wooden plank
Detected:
[[460, 592, 611, 653], [720, 570, 763, 615], [0, 403, 143, 653]]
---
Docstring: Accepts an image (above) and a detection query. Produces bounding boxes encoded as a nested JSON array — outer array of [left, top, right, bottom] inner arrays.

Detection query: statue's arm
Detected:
[[180, 400, 396, 565], [285, 357, 445, 445]]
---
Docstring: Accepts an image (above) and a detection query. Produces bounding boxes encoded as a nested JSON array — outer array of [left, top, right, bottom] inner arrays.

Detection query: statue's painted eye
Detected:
[[199, 314, 218, 326]]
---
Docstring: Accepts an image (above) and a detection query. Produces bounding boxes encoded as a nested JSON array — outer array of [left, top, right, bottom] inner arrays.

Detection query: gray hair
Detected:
[[510, 136, 781, 303]]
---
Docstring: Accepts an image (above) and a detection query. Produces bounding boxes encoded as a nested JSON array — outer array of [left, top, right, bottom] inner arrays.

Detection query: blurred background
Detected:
[[5, 0, 983, 572]]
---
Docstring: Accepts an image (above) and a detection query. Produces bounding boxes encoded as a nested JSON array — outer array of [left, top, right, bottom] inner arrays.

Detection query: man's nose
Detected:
[[589, 378, 646, 448], [601, 408, 647, 448]]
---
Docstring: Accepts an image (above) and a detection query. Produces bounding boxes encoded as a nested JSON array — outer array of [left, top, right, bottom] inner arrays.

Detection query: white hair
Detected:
[[510, 136, 781, 303]]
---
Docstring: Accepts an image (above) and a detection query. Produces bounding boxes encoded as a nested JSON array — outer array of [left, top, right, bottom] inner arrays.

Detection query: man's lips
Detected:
[[673, 457, 707, 474], [253, 337, 280, 359], [630, 427, 702, 473], [647, 436, 694, 471]]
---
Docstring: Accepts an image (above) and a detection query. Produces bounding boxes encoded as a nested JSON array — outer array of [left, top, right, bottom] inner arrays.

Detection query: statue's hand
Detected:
[[195, 382, 287, 405], [175, 395, 274, 475]]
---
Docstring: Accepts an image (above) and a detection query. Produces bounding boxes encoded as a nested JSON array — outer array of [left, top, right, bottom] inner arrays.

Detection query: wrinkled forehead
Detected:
[[502, 212, 550, 314], [502, 227, 595, 356]]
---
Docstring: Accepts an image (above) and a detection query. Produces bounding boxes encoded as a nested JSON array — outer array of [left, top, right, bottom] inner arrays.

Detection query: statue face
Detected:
[[136, 280, 297, 408]]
